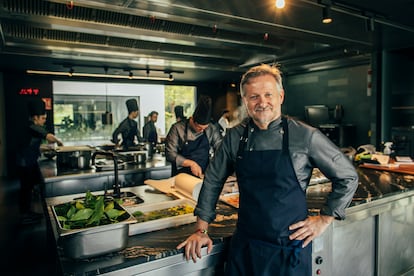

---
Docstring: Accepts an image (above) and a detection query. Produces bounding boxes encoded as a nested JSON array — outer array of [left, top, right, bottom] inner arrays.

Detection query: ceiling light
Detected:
[[275, 0, 285, 9], [26, 70, 175, 81], [322, 6, 333, 24]]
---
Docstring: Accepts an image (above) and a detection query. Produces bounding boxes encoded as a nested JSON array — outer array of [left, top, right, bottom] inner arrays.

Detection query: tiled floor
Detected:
[[0, 177, 58, 275]]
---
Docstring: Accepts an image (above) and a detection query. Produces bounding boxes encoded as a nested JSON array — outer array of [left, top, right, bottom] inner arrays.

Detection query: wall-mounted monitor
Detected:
[[304, 105, 330, 127]]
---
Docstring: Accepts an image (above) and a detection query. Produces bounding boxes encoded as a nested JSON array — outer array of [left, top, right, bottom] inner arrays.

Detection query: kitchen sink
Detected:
[[105, 191, 144, 206], [73, 191, 144, 206]]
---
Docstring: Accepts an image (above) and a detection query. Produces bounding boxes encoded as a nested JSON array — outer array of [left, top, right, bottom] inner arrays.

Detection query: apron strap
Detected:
[[237, 117, 288, 158], [237, 120, 250, 159], [281, 116, 289, 155]]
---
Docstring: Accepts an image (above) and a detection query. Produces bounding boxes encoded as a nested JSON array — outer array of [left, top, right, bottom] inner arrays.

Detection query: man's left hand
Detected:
[[288, 215, 334, 247]]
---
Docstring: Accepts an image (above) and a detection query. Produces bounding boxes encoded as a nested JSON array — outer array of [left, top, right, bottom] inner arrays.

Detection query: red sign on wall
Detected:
[[19, 88, 40, 95], [42, 98, 52, 110]]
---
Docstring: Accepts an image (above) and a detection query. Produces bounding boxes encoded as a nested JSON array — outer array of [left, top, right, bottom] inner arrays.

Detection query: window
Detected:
[[53, 81, 195, 145]]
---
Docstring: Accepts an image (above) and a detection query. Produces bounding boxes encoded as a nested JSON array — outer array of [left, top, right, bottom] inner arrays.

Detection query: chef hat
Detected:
[[193, 95, 212, 125], [126, 98, 139, 113], [174, 105, 184, 119], [28, 99, 46, 116]]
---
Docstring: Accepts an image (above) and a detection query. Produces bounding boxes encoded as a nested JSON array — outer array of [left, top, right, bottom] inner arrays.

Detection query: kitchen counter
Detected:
[[40, 154, 171, 181], [45, 185, 237, 276], [40, 155, 172, 197], [44, 166, 414, 276]]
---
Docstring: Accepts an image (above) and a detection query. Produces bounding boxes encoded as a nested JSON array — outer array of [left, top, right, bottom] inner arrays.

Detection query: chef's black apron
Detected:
[[225, 117, 311, 276], [172, 122, 210, 177], [122, 119, 138, 150]]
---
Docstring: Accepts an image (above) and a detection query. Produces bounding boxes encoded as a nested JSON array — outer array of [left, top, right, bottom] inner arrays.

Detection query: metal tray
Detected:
[[51, 198, 136, 236], [58, 222, 129, 259], [51, 197, 136, 259], [126, 198, 196, 235]]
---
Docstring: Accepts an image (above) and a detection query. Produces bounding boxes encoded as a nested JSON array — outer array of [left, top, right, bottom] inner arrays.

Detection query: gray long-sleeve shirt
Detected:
[[195, 116, 359, 223], [165, 120, 223, 170]]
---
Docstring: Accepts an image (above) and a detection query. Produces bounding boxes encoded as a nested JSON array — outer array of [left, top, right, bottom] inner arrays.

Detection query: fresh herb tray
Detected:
[[52, 191, 136, 236]]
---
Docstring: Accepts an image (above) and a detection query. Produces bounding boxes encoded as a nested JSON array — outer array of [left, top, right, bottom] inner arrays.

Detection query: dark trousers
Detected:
[[17, 164, 44, 214]]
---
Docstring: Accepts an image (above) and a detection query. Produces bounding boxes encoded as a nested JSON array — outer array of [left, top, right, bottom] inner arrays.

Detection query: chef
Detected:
[[176, 64, 358, 275], [143, 110, 159, 145], [112, 98, 143, 150], [165, 95, 222, 178], [16, 99, 64, 225]]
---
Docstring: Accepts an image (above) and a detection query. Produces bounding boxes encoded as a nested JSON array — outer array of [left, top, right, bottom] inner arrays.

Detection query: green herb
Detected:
[[54, 191, 130, 230]]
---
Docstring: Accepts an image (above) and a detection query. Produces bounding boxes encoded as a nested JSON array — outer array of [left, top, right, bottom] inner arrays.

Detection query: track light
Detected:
[[322, 6, 332, 24], [26, 70, 175, 81], [128, 71, 133, 79], [68, 68, 74, 77]]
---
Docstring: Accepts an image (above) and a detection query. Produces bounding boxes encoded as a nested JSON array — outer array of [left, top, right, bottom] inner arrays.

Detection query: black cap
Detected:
[[126, 98, 139, 113], [193, 96, 212, 125], [28, 99, 46, 116], [174, 105, 184, 119]]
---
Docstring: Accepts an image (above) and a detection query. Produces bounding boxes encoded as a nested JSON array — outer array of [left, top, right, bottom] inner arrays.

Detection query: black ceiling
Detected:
[[1, 0, 414, 82]]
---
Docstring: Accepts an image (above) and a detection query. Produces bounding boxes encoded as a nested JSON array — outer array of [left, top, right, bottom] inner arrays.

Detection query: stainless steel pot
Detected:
[[134, 152, 146, 164], [56, 146, 93, 170], [118, 151, 147, 164]]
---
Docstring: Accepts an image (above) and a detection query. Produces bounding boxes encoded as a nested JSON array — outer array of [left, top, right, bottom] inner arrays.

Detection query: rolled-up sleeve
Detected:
[[308, 130, 359, 220], [165, 123, 186, 167], [194, 126, 241, 223]]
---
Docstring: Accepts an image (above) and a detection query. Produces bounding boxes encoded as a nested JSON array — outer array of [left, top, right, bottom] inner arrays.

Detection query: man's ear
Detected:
[[280, 89, 285, 104]]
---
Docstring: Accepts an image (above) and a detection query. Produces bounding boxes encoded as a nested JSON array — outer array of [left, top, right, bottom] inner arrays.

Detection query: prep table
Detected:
[[43, 166, 414, 276]]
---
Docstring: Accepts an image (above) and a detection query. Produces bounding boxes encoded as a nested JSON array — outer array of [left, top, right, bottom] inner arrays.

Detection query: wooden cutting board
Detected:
[[359, 163, 414, 175]]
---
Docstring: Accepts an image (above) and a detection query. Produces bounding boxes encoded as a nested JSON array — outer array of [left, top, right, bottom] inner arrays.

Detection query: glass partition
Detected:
[[53, 81, 195, 145]]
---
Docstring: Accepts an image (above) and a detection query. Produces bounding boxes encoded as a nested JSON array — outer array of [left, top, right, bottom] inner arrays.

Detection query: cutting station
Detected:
[[39, 148, 414, 276]]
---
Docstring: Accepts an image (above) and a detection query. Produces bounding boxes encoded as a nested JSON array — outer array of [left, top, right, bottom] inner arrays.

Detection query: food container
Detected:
[[51, 197, 136, 259], [56, 146, 93, 170], [126, 198, 196, 235], [58, 222, 129, 259]]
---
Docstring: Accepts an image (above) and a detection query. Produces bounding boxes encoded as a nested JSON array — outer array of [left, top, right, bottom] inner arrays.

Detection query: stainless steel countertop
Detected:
[[40, 154, 171, 182], [43, 166, 414, 275]]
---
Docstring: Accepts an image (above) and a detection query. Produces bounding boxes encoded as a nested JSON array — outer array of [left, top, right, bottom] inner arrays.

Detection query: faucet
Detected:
[[91, 150, 121, 198]]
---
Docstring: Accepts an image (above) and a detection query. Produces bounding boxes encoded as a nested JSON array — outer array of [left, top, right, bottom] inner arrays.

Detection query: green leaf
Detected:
[[87, 196, 105, 226], [105, 208, 126, 219], [66, 205, 77, 219], [104, 201, 114, 212], [70, 208, 93, 221]]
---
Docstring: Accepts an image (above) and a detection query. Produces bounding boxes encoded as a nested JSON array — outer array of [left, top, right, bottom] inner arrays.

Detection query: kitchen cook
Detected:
[[165, 95, 222, 178], [177, 64, 358, 275], [16, 98, 64, 225], [112, 98, 143, 150]]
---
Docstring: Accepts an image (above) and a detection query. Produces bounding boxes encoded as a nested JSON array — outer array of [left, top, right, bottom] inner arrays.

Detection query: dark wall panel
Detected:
[[4, 73, 53, 177], [283, 65, 371, 148]]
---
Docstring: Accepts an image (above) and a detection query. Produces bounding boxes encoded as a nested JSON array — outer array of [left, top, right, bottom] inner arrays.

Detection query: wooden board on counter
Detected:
[[359, 163, 414, 175]]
